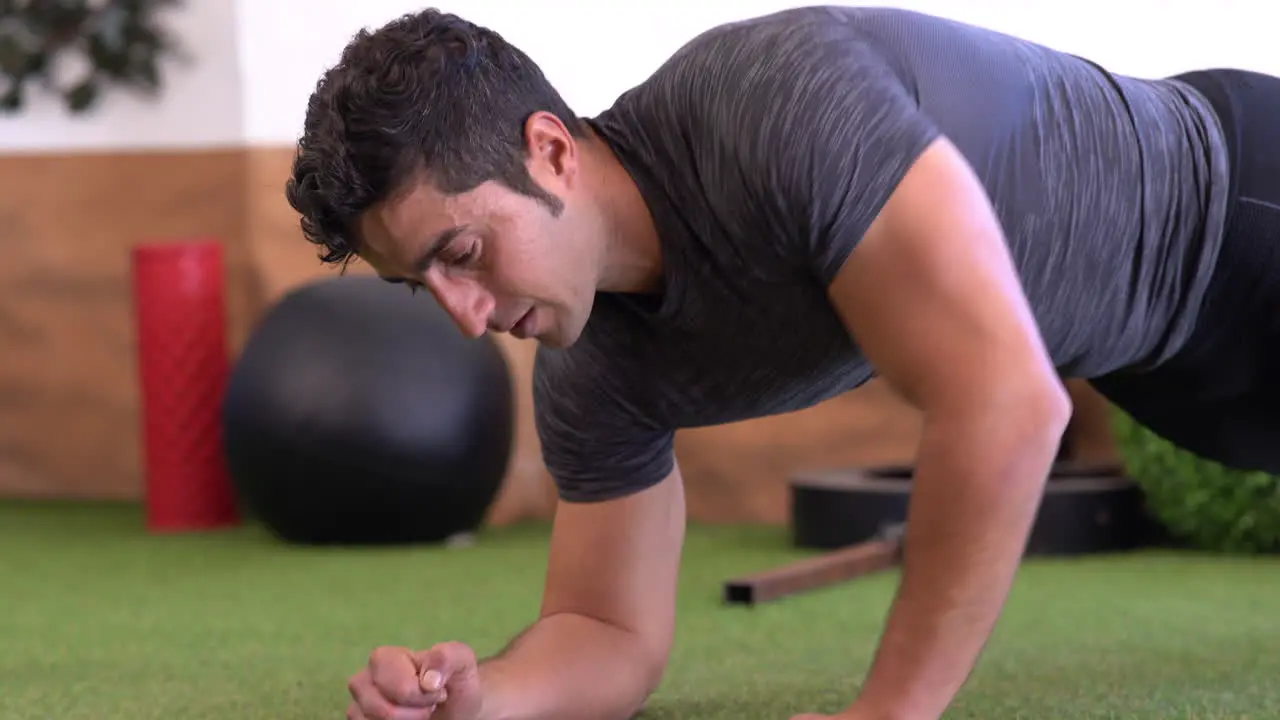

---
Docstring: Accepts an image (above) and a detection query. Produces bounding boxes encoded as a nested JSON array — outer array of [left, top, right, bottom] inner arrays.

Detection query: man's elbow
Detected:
[[635, 635, 674, 697], [930, 370, 1073, 455], [983, 373, 1074, 462], [1009, 372, 1072, 433]]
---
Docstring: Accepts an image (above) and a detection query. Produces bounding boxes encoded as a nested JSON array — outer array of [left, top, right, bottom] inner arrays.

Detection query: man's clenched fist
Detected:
[[347, 642, 483, 720]]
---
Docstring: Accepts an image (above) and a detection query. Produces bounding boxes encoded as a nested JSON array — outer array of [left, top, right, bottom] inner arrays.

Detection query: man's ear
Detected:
[[524, 111, 579, 183]]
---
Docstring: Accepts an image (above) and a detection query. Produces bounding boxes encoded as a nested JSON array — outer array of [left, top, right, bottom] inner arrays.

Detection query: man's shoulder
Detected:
[[598, 8, 851, 120], [666, 7, 855, 64], [531, 317, 650, 428], [530, 316, 679, 503], [595, 6, 917, 162], [633, 9, 846, 97]]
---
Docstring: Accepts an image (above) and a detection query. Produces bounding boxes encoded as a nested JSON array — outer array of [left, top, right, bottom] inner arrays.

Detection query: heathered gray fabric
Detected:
[[533, 6, 1231, 503]]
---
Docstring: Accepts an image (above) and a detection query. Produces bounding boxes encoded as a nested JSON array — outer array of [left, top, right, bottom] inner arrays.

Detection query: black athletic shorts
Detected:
[[1089, 68, 1280, 473]]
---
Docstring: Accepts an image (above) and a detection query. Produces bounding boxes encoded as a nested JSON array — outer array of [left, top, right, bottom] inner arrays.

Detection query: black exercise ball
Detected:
[[222, 274, 514, 545]]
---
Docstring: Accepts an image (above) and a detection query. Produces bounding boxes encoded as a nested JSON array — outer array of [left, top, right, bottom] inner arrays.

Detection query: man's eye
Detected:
[[447, 242, 478, 266]]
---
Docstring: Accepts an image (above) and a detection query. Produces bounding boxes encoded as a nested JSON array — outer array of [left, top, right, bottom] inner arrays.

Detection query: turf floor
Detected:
[[3, 501, 1279, 719]]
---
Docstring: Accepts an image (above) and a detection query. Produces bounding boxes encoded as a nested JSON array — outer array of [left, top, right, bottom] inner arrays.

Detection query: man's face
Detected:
[[357, 123, 601, 348]]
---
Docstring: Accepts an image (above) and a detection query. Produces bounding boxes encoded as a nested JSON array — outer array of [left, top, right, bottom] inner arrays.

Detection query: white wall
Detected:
[[0, 0, 1271, 152], [0, 0, 243, 153]]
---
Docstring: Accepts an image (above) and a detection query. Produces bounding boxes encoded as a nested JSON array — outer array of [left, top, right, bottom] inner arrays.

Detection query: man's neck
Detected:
[[580, 128, 665, 295]]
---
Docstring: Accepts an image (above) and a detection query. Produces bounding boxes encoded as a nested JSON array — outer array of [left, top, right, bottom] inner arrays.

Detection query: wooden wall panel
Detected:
[[0, 145, 1118, 526], [0, 149, 255, 499]]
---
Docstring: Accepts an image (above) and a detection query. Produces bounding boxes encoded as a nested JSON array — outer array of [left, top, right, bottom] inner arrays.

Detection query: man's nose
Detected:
[[427, 276, 493, 338]]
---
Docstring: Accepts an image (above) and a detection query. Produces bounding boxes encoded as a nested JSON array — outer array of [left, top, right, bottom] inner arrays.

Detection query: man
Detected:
[[286, 5, 1280, 719]]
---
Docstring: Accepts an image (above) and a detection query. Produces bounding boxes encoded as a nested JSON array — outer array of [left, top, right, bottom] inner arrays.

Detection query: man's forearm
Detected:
[[476, 611, 661, 720], [853, 395, 1069, 720]]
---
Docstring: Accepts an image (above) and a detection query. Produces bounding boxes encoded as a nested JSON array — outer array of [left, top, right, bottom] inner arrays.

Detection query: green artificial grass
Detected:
[[3, 501, 1280, 719]]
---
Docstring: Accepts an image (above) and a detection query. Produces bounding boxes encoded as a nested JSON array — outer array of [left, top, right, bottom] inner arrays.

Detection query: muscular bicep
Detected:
[[828, 136, 1068, 416], [539, 463, 686, 666]]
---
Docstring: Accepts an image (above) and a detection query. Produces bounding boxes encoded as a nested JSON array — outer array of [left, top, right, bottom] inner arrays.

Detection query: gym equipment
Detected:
[[724, 523, 905, 606], [131, 240, 240, 533], [791, 459, 1152, 553], [222, 275, 514, 545], [724, 460, 1156, 605]]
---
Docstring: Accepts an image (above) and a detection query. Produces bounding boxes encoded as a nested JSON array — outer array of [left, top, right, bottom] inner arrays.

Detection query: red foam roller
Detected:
[[131, 240, 239, 532]]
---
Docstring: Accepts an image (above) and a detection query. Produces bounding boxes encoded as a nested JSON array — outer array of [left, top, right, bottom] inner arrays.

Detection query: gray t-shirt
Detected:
[[533, 6, 1230, 503]]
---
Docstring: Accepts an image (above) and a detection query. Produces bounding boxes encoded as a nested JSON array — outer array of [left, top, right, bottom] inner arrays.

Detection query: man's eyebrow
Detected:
[[411, 225, 467, 274]]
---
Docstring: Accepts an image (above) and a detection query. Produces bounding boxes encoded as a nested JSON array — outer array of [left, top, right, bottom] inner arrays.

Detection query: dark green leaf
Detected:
[[0, 0, 183, 115], [134, 54, 156, 87], [0, 33, 24, 74], [0, 82, 21, 111], [65, 76, 96, 111]]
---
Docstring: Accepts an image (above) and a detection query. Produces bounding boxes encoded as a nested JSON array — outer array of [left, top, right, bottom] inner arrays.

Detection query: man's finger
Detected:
[[369, 647, 437, 707], [352, 674, 438, 720], [415, 641, 478, 688], [348, 699, 437, 720], [348, 671, 366, 701]]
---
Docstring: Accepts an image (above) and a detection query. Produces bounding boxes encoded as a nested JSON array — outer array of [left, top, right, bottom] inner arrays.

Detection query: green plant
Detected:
[[0, 0, 184, 114], [1110, 406, 1280, 554]]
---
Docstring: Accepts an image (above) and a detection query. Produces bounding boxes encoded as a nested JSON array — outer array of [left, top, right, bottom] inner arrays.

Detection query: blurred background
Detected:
[[5, 4, 1280, 719], [10, 0, 1270, 530]]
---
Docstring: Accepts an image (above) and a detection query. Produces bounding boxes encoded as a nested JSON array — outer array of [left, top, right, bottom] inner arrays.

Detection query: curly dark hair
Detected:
[[284, 9, 588, 267]]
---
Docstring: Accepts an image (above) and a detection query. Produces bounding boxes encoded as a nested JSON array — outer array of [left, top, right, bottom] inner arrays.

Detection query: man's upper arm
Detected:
[[539, 463, 686, 668], [825, 136, 1068, 416]]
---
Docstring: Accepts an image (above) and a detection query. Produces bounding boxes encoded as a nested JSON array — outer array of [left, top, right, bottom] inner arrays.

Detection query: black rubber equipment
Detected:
[[790, 460, 1157, 554], [222, 275, 514, 546]]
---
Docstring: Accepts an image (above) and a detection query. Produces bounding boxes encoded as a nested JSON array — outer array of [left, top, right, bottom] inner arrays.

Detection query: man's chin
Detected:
[[534, 333, 571, 350], [535, 322, 587, 350]]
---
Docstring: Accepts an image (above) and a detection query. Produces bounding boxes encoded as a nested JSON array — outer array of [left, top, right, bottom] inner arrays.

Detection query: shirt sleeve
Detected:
[[532, 343, 676, 504]]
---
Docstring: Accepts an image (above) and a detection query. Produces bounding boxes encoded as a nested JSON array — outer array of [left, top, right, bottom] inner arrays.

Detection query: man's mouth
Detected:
[[509, 308, 535, 339]]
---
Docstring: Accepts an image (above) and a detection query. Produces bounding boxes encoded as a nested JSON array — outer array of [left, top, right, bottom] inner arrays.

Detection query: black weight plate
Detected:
[[790, 461, 1158, 555]]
